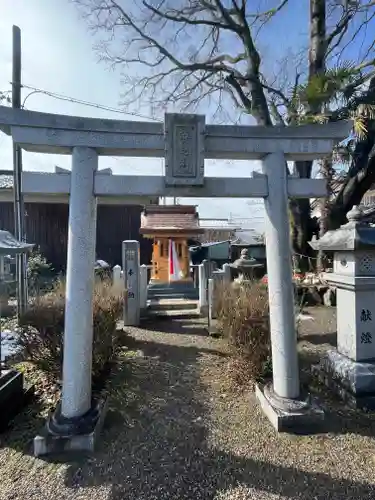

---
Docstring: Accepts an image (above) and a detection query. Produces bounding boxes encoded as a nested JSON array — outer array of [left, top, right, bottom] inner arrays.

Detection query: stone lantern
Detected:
[[309, 206, 375, 409], [0, 230, 34, 431], [230, 248, 264, 284]]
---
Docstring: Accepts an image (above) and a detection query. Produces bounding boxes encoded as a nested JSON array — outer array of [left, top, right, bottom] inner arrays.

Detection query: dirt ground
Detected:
[[1, 306, 375, 499]]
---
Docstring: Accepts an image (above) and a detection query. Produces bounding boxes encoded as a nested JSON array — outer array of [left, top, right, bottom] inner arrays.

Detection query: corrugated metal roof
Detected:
[[192, 240, 231, 249], [231, 230, 264, 246]]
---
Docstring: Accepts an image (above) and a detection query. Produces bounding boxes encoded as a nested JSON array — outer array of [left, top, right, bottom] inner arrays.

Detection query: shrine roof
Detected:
[[140, 205, 204, 235]]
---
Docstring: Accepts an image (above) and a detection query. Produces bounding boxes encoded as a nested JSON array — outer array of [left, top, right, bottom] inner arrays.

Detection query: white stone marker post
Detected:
[[208, 278, 214, 322], [223, 263, 231, 283], [139, 264, 148, 311], [198, 260, 208, 315], [122, 240, 140, 326], [112, 264, 122, 290]]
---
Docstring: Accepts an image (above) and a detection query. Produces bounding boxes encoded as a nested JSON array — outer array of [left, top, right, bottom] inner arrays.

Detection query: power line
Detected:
[[12, 82, 163, 122]]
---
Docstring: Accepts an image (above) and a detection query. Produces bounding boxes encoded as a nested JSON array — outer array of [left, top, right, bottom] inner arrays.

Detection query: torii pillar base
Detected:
[[33, 398, 108, 457], [255, 383, 324, 433]]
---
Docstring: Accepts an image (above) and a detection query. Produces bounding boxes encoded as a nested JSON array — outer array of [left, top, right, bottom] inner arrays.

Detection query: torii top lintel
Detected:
[[0, 106, 352, 162]]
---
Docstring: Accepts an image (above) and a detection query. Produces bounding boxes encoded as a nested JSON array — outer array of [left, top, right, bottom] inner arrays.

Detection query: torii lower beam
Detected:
[[20, 171, 327, 199]]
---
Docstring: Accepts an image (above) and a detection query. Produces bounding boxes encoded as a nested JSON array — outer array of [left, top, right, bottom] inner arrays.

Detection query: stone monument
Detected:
[[310, 206, 375, 409]]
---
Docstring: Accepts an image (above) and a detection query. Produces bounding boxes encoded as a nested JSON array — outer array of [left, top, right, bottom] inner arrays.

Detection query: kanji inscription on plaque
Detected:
[[164, 113, 205, 186]]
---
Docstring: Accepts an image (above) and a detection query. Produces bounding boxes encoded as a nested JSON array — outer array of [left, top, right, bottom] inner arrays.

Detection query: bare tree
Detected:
[[0, 91, 11, 104], [74, 0, 375, 271]]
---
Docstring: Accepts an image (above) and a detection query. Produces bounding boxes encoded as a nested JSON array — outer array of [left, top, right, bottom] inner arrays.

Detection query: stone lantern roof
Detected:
[[0, 230, 34, 255], [309, 206, 375, 252], [230, 248, 263, 271]]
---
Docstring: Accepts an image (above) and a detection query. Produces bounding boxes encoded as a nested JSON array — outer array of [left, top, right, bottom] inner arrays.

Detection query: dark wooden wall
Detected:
[[0, 202, 152, 271]]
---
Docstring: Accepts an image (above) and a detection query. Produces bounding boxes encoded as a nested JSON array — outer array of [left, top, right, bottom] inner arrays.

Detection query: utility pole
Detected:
[[12, 25, 27, 318]]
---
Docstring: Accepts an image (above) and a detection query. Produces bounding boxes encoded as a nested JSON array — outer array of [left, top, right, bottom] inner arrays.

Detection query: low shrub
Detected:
[[17, 279, 123, 381], [27, 249, 56, 294], [215, 281, 271, 385]]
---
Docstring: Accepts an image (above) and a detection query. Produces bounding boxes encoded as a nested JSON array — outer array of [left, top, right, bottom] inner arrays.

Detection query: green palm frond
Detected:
[[349, 105, 375, 138], [294, 61, 362, 109], [289, 112, 330, 126], [355, 103, 375, 119], [353, 117, 367, 138]]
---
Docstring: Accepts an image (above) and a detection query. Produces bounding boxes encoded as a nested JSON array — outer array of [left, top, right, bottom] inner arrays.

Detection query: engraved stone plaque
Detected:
[[164, 113, 205, 186], [122, 240, 140, 326]]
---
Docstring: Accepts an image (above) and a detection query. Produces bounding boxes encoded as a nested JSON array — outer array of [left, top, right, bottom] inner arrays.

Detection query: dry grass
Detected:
[[16, 279, 123, 381], [214, 281, 271, 386]]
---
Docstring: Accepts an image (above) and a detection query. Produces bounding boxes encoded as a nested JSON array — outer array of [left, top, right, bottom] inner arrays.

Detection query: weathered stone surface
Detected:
[[34, 398, 108, 457], [255, 382, 324, 432], [122, 240, 140, 326], [164, 113, 205, 186], [0, 106, 352, 160], [312, 351, 375, 410], [323, 288, 336, 307], [319, 349, 375, 395], [310, 210, 375, 362]]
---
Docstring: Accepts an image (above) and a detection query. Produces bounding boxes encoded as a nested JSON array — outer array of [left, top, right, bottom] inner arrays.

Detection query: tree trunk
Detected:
[[328, 130, 375, 229], [317, 158, 334, 270], [289, 0, 327, 273], [290, 198, 315, 272], [289, 158, 317, 272]]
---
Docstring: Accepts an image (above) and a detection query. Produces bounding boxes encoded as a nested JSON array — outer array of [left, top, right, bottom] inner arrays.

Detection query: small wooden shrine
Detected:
[[140, 205, 204, 283]]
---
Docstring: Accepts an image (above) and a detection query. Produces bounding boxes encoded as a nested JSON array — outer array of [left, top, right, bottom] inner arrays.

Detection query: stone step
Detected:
[[147, 284, 198, 290], [145, 309, 202, 319], [147, 287, 198, 294], [148, 283, 197, 291], [147, 292, 199, 300], [148, 299, 198, 311]]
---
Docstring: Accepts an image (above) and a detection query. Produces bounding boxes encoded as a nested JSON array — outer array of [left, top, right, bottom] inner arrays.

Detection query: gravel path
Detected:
[[1, 310, 375, 499]]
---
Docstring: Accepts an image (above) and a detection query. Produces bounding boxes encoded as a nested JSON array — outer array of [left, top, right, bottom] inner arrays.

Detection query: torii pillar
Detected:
[[255, 152, 325, 431], [34, 147, 106, 456]]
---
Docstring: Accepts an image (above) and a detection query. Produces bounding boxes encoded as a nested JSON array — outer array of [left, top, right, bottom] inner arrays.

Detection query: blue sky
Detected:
[[0, 0, 272, 229], [0, 1, 371, 229]]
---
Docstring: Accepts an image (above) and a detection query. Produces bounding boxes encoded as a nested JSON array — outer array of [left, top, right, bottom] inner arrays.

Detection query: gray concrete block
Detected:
[[33, 398, 108, 457], [255, 383, 324, 433]]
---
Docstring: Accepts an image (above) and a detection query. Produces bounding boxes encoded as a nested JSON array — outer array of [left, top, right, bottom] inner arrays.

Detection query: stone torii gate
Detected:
[[0, 106, 351, 453]]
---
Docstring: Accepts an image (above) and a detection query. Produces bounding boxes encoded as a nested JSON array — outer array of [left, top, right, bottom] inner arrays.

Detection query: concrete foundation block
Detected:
[[33, 397, 108, 457], [255, 382, 324, 433], [312, 350, 375, 410]]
